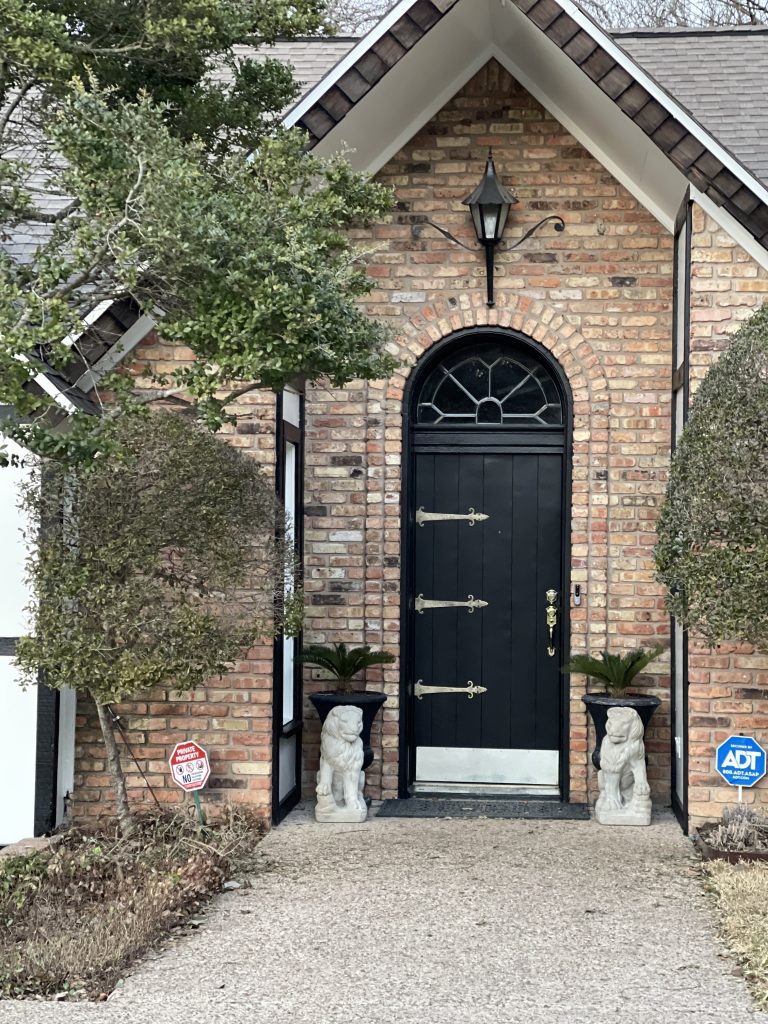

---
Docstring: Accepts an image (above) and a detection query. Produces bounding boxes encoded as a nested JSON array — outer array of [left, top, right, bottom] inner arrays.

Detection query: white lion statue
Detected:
[[595, 706, 652, 826], [315, 705, 367, 823]]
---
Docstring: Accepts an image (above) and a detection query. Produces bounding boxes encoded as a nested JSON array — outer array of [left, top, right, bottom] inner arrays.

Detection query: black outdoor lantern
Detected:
[[462, 150, 520, 307], [412, 149, 564, 305]]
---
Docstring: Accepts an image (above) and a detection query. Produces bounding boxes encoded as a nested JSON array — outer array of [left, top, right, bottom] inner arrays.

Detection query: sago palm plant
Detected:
[[561, 646, 664, 694], [297, 642, 395, 694]]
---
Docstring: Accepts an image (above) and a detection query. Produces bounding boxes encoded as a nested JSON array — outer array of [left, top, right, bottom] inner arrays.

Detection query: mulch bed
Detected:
[[0, 811, 264, 1000]]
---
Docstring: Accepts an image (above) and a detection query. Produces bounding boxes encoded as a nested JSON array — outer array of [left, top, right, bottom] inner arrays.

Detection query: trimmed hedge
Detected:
[[656, 303, 768, 650]]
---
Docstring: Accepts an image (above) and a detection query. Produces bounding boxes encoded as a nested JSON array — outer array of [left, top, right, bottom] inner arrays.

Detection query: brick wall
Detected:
[[69, 63, 768, 827], [70, 333, 279, 825], [686, 207, 768, 826], [303, 60, 674, 805]]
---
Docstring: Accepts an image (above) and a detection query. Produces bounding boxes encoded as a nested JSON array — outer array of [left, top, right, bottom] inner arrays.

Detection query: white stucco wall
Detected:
[[0, 439, 37, 844]]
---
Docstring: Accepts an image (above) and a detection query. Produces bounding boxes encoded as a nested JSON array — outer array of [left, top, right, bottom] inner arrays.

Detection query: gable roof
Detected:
[[210, 38, 358, 93], [265, 25, 768, 196], [616, 25, 768, 186], [13, 297, 155, 421], [280, 0, 768, 257]]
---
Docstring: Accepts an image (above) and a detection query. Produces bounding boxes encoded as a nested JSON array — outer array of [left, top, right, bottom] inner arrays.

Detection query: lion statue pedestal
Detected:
[[595, 706, 652, 827], [315, 704, 368, 823]]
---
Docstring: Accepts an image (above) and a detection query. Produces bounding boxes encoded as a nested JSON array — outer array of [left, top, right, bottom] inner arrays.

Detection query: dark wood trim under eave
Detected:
[[295, 0, 768, 250], [510, 0, 768, 248], [297, 0, 460, 143]]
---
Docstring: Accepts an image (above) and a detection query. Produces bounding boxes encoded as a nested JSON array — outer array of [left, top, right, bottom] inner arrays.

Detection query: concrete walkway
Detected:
[[1, 807, 766, 1024]]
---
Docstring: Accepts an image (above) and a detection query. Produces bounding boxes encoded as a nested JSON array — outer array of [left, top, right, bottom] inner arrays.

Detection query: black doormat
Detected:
[[376, 798, 590, 820]]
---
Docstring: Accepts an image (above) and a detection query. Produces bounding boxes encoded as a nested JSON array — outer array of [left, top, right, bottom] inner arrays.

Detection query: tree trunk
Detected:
[[95, 701, 134, 836]]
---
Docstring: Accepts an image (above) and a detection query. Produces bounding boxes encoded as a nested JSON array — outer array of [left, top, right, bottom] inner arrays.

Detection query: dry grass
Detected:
[[0, 809, 265, 1000], [705, 860, 768, 1008]]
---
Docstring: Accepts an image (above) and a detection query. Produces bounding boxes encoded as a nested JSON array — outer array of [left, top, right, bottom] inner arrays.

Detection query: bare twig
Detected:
[[0, 80, 34, 137]]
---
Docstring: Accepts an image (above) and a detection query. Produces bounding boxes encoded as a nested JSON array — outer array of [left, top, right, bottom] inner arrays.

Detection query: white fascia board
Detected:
[[14, 354, 78, 414], [284, 0, 428, 127], [490, 44, 681, 231], [35, 372, 78, 413], [547, 0, 768, 210], [319, 46, 497, 175], [691, 187, 768, 273], [74, 312, 155, 393], [60, 299, 113, 350]]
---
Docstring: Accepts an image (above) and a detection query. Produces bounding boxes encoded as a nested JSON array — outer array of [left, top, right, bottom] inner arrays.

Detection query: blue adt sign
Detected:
[[716, 735, 766, 788]]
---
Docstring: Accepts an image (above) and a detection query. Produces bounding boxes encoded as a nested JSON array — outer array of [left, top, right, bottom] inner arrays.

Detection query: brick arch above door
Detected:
[[382, 296, 608, 412]]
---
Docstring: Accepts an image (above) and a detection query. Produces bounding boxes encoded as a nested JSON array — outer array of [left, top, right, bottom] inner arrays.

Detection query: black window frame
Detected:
[[670, 191, 692, 834], [271, 392, 304, 825]]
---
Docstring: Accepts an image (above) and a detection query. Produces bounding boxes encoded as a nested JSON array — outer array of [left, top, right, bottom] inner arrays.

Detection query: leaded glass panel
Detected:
[[416, 343, 563, 427]]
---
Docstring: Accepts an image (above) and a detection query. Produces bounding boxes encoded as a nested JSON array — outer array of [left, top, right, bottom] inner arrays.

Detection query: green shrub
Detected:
[[656, 303, 768, 650], [15, 410, 299, 834]]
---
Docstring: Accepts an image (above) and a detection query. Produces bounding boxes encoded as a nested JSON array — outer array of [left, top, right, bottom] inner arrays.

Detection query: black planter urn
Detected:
[[582, 692, 661, 770], [309, 691, 387, 771]]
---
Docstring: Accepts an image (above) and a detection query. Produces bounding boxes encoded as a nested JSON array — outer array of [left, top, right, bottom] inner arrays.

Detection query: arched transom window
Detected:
[[415, 341, 563, 427]]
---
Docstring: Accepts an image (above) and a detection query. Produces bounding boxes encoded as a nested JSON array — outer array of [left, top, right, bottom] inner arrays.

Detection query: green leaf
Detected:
[[0, 0, 394, 461], [297, 642, 395, 693], [561, 646, 664, 693], [656, 303, 768, 650]]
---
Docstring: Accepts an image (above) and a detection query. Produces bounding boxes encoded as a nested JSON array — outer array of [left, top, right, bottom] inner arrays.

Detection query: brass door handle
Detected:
[[545, 589, 558, 657]]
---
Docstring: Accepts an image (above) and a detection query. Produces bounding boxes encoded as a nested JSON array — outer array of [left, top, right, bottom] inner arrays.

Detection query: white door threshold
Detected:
[[415, 746, 560, 787], [412, 781, 561, 797]]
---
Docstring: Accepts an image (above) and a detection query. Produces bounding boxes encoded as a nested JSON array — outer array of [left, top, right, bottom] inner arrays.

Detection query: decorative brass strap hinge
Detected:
[[415, 594, 488, 614], [414, 679, 488, 700], [416, 507, 490, 527]]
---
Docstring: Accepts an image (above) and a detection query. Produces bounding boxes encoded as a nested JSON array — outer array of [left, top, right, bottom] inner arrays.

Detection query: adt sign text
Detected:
[[715, 735, 766, 788]]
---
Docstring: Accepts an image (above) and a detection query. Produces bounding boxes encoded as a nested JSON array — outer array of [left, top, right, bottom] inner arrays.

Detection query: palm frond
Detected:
[[561, 645, 664, 693], [560, 653, 615, 683], [297, 642, 395, 686]]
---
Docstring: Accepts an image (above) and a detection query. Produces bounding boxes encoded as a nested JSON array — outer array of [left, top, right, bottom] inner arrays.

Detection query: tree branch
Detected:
[[219, 380, 264, 406], [0, 80, 34, 138]]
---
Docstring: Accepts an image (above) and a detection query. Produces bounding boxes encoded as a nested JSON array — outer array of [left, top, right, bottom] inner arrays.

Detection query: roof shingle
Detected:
[[210, 38, 357, 94], [615, 25, 768, 184]]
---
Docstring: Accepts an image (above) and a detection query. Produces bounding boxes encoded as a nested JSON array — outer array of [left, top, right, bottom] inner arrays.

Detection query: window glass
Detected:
[[416, 343, 563, 427]]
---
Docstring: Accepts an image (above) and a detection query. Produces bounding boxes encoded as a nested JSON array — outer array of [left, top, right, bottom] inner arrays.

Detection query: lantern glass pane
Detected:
[[470, 205, 483, 241], [497, 205, 510, 238], [483, 205, 500, 241]]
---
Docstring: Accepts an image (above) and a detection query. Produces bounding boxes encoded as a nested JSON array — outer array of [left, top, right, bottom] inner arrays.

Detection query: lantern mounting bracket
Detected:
[[408, 150, 566, 307], [413, 214, 566, 306], [506, 215, 566, 251]]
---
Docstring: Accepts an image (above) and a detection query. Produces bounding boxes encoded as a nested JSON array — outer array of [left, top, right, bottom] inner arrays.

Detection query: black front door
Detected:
[[405, 332, 568, 793]]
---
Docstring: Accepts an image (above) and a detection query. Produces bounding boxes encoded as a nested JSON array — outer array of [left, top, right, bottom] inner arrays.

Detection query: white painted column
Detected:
[[0, 440, 37, 843]]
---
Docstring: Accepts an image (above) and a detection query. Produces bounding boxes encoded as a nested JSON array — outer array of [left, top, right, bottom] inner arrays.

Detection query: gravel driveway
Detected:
[[0, 807, 765, 1024]]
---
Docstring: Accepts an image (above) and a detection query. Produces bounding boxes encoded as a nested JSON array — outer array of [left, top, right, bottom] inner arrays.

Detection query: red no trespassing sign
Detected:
[[169, 741, 210, 792]]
